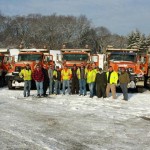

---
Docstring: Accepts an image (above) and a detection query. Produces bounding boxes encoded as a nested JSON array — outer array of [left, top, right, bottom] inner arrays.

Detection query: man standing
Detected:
[[71, 64, 79, 94], [106, 66, 118, 99], [61, 65, 72, 95], [19, 64, 32, 97], [95, 68, 107, 98], [119, 68, 130, 101], [77, 63, 87, 96], [48, 64, 54, 95], [32, 64, 44, 98], [87, 66, 97, 98], [42, 65, 49, 97], [53, 66, 61, 95], [91, 63, 98, 96]]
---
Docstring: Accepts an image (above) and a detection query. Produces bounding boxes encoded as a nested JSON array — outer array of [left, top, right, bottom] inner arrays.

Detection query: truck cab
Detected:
[[56, 49, 91, 68]]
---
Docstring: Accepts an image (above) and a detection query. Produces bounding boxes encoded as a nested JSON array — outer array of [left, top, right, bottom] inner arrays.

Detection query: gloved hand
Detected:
[[20, 75, 23, 78]]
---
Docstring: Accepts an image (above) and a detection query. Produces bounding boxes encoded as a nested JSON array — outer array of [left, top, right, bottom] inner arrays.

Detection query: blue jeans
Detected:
[[54, 80, 61, 94], [79, 79, 86, 95], [35, 81, 43, 96], [120, 83, 128, 100], [49, 78, 54, 94], [62, 80, 70, 95], [88, 82, 95, 97], [24, 80, 31, 97]]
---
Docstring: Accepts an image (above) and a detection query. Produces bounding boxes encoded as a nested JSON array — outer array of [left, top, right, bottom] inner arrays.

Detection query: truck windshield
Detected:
[[18, 54, 42, 61], [63, 54, 88, 61], [109, 53, 136, 62]]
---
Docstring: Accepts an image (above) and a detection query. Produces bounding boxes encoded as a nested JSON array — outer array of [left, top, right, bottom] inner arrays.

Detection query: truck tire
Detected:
[[146, 77, 150, 90], [137, 87, 144, 93], [8, 80, 14, 90]]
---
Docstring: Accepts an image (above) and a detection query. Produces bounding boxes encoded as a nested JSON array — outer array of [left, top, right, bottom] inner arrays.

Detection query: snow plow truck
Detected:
[[5, 48, 53, 89], [105, 47, 149, 92], [50, 48, 104, 69], [0, 49, 15, 87]]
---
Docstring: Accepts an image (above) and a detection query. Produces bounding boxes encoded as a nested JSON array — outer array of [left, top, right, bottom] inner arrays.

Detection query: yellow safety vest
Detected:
[[106, 71, 118, 84], [61, 69, 72, 80], [76, 68, 88, 79], [87, 69, 97, 83], [19, 69, 32, 81]]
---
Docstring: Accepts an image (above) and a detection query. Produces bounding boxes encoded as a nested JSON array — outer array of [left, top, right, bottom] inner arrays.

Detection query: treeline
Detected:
[[0, 13, 150, 53]]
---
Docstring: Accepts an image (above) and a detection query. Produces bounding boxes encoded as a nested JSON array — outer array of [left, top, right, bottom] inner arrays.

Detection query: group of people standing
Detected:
[[19, 63, 130, 101], [19, 63, 61, 98]]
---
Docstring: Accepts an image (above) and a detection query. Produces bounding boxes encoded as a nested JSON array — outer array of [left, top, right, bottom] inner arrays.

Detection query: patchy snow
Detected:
[[0, 87, 150, 150]]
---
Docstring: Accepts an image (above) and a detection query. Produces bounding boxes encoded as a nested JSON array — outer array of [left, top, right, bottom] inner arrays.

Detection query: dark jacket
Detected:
[[42, 68, 49, 82], [71, 68, 78, 80], [95, 71, 107, 86]]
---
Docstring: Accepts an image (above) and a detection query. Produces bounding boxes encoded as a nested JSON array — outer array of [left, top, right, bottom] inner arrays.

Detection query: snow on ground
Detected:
[[0, 87, 150, 150]]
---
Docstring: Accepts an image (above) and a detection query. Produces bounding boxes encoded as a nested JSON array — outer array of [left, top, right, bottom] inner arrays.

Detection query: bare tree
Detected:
[[95, 26, 112, 52], [0, 13, 129, 51]]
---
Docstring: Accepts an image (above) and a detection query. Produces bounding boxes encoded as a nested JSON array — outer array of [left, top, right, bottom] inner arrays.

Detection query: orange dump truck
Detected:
[[105, 47, 149, 92], [5, 49, 53, 89], [56, 48, 91, 68], [53, 48, 105, 69], [0, 49, 15, 87]]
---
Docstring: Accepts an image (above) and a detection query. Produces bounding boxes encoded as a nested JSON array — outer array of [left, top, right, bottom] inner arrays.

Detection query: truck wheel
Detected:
[[137, 87, 144, 93], [146, 77, 150, 89], [8, 80, 13, 89]]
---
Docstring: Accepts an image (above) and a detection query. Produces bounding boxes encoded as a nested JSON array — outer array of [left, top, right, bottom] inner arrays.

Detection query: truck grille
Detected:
[[15, 66, 22, 72], [118, 67, 134, 74], [127, 68, 134, 73], [118, 67, 124, 72]]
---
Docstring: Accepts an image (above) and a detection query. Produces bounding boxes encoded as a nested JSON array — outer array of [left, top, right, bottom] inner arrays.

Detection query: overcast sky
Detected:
[[0, 0, 150, 35]]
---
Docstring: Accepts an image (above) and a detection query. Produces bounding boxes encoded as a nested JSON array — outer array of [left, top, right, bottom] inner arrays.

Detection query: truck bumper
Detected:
[[5, 72, 24, 87], [136, 81, 144, 86], [127, 80, 144, 88], [12, 80, 24, 87]]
